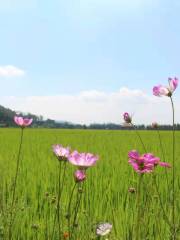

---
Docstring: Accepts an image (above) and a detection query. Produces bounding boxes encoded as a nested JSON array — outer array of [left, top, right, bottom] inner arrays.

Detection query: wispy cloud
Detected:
[[1, 87, 179, 125], [0, 65, 25, 77]]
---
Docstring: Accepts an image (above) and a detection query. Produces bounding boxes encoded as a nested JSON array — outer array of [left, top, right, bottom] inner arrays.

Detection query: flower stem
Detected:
[[58, 161, 67, 236], [170, 97, 176, 239], [67, 182, 77, 239], [153, 174, 172, 228], [156, 129, 169, 186], [51, 161, 62, 239], [131, 124, 146, 239], [9, 128, 24, 240], [57, 161, 62, 238], [132, 124, 147, 152], [51, 161, 67, 240], [71, 183, 84, 238], [156, 130, 166, 163], [135, 174, 143, 240]]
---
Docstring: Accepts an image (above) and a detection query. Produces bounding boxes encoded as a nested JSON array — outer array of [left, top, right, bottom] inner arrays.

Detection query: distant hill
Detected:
[[0, 105, 44, 127], [0, 105, 16, 126], [0, 105, 77, 128]]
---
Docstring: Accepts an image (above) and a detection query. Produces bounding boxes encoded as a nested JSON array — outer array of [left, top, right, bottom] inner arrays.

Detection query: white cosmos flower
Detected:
[[96, 222, 112, 236]]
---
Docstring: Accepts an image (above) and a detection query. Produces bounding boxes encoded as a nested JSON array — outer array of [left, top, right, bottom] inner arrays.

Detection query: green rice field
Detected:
[[0, 128, 179, 239]]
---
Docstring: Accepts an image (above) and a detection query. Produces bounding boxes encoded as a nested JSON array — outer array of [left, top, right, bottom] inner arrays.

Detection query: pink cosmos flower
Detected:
[[14, 116, 33, 128], [74, 170, 86, 182], [52, 144, 70, 161], [153, 77, 178, 97], [68, 150, 99, 169], [123, 112, 132, 124], [128, 150, 171, 174]]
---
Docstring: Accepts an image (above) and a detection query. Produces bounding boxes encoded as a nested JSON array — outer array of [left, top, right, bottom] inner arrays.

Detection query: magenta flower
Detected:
[[153, 77, 178, 97], [14, 116, 33, 128], [68, 150, 99, 169], [128, 150, 170, 174], [123, 112, 132, 124], [52, 144, 70, 161], [74, 170, 86, 182]]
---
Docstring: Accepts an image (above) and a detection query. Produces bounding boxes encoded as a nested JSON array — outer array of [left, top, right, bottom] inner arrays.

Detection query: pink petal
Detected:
[[14, 116, 24, 126], [128, 150, 140, 159], [153, 85, 169, 97], [23, 118, 33, 126], [68, 151, 99, 168], [169, 77, 178, 93], [159, 162, 171, 168]]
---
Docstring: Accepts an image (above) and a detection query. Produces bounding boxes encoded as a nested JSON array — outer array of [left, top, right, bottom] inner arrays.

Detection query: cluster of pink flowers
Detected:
[[52, 144, 99, 182], [14, 115, 99, 183], [128, 150, 171, 174], [153, 77, 178, 97]]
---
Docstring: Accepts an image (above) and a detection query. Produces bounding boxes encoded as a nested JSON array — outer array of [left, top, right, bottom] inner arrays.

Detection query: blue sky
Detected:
[[0, 0, 180, 123]]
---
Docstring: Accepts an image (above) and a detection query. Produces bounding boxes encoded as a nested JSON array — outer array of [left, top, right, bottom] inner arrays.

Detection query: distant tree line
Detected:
[[0, 104, 180, 130], [0, 105, 43, 127]]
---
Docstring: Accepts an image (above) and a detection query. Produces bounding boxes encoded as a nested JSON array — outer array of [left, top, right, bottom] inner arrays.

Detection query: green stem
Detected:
[[153, 175, 172, 228], [51, 161, 62, 240], [170, 97, 176, 239], [58, 161, 67, 237], [71, 183, 84, 238], [51, 161, 67, 240], [132, 124, 147, 152], [157, 130, 166, 163], [135, 174, 143, 240], [156, 129, 169, 188], [67, 183, 77, 239], [9, 128, 24, 240], [131, 124, 146, 239]]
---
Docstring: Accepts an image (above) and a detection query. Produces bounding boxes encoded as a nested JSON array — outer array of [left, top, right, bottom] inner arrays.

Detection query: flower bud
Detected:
[[152, 122, 158, 129], [123, 112, 132, 124], [74, 170, 86, 183], [128, 187, 136, 193]]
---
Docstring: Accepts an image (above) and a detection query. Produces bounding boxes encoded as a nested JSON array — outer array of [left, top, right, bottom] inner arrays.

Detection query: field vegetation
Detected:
[[0, 128, 179, 239]]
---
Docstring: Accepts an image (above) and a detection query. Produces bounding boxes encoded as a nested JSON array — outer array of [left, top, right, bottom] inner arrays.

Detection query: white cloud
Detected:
[[0, 65, 25, 77], [1, 87, 179, 125], [79, 90, 107, 102]]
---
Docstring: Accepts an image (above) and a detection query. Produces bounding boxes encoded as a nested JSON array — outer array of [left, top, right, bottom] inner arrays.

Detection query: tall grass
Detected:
[[0, 128, 179, 239]]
